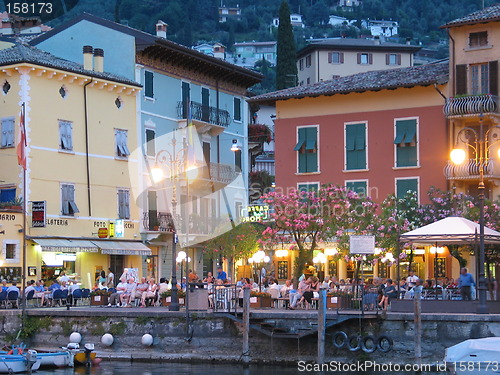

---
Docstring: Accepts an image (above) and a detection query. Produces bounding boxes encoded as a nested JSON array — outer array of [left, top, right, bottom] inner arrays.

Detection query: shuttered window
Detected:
[[234, 98, 241, 122], [0, 188, 15, 203], [345, 123, 366, 170], [396, 178, 418, 200], [145, 71, 154, 98], [59, 120, 73, 151], [345, 180, 367, 197], [357, 53, 373, 64], [455, 64, 467, 95], [118, 189, 130, 219], [386, 53, 401, 65], [490, 60, 498, 96], [469, 31, 488, 48], [328, 52, 344, 64], [115, 129, 130, 158], [146, 129, 155, 157], [61, 184, 79, 216], [295, 127, 318, 173], [394, 119, 418, 167], [1, 118, 14, 148]]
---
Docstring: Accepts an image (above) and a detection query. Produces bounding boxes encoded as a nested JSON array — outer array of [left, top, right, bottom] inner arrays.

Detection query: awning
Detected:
[[92, 241, 152, 256], [32, 239, 99, 253]]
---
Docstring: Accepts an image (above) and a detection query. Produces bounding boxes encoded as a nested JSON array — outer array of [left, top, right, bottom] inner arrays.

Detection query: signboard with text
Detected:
[[349, 235, 375, 254], [31, 201, 46, 228], [114, 220, 124, 238], [240, 205, 270, 223]]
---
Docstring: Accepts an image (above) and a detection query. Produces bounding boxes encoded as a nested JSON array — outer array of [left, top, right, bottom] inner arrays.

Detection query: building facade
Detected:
[[297, 38, 420, 85], [0, 43, 144, 288]]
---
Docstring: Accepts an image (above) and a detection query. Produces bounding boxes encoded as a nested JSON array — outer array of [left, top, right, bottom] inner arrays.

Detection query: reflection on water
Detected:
[[34, 361, 448, 375]]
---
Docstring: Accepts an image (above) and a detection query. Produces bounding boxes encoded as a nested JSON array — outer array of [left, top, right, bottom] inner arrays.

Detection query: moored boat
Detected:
[[445, 337, 500, 375], [37, 350, 75, 368], [0, 350, 40, 373]]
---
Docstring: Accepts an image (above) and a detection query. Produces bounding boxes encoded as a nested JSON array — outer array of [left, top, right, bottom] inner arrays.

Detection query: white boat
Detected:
[[445, 337, 500, 375], [37, 350, 75, 368], [0, 350, 40, 373]]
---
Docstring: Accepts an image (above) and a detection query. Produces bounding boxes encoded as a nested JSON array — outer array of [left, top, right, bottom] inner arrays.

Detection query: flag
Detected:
[[17, 104, 26, 170]]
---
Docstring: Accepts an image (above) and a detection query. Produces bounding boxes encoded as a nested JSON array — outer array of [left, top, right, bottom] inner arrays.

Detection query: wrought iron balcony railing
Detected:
[[444, 94, 498, 117], [177, 100, 231, 127], [142, 211, 175, 232], [199, 162, 239, 185], [142, 211, 226, 235], [443, 158, 500, 180]]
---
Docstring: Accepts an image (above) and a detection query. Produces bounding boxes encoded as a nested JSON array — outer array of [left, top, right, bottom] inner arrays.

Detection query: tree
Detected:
[[276, 1, 298, 90]]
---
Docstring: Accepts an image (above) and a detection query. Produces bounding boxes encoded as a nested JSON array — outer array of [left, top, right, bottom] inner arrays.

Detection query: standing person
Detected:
[[458, 267, 475, 301], [216, 266, 227, 280], [96, 270, 107, 289], [406, 270, 419, 288], [107, 268, 115, 289]]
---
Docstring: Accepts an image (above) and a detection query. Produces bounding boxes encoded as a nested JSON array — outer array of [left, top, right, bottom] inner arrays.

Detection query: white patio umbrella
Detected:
[[400, 216, 500, 244]]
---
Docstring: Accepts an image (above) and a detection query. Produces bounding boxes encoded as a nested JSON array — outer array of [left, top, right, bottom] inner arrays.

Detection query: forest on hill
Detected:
[[36, 0, 497, 49]]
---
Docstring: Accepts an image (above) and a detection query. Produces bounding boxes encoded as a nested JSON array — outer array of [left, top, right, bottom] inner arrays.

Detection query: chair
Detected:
[[215, 288, 229, 311], [52, 289, 64, 306], [7, 291, 19, 309], [81, 289, 90, 305], [25, 290, 35, 308], [269, 288, 280, 308], [108, 288, 116, 294], [0, 290, 7, 309], [61, 289, 69, 305], [72, 289, 83, 306]]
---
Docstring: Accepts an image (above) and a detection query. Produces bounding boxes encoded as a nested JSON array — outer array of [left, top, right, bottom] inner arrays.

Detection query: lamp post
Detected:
[[450, 117, 500, 314], [249, 251, 270, 292], [151, 136, 197, 311], [176, 251, 191, 290]]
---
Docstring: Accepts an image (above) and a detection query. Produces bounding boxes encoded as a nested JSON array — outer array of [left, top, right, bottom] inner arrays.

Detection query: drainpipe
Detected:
[[84, 78, 93, 216]]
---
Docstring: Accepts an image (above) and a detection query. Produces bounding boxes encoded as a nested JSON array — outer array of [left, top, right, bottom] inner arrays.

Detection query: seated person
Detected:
[[24, 280, 36, 297], [0, 280, 7, 292], [108, 277, 127, 307], [133, 277, 149, 305], [140, 278, 158, 307], [158, 278, 169, 295], [119, 278, 137, 307], [379, 279, 398, 310], [45, 280, 61, 306]]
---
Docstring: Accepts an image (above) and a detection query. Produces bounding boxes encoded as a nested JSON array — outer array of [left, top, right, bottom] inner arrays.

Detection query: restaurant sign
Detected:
[[32, 201, 46, 228]]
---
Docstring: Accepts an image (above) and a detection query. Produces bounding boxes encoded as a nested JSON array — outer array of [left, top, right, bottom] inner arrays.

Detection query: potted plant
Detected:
[[160, 290, 186, 307], [326, 291, 344, 309], [249, 291, 272, 308], [89, 289, 111, 306]]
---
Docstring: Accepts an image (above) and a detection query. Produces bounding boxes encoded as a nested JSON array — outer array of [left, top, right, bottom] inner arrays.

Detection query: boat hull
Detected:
[[38, 351, 74, 368], [0, 356, 41, 373]]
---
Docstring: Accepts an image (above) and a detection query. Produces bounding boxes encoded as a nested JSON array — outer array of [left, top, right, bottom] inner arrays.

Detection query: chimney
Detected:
[[156, 20, 168, 38], [93, 48, 104, 72], [83, 45, 93, 70], [374, 36, 380, 45]]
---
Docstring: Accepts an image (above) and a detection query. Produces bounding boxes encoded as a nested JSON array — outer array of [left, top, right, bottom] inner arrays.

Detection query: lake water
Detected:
[[34, 361, 449, 375]]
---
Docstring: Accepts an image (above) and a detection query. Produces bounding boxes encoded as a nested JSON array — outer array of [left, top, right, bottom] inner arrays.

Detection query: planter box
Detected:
[[90, 295, 109, 306], [161, 296, 185, 307], [327, 296, 341, 309], [250, 297, 272, 308]]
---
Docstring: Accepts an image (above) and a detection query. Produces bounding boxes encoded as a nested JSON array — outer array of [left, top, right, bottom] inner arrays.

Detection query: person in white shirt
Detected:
[[58, 272, 70, 284], [406, 271, 419, 288], [107, 277, 127, 307], [24, 280, 36, 296]]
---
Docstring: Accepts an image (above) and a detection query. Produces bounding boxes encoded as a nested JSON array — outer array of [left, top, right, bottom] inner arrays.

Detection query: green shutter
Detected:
[[305, 127, 317, 150], [346, 124, 366, 170], [294, 128, 306, 151], [396, 179, 418, 199], [346, 125, 356, 151], [297, 128, 318, 173], [145, 71, 153, 98], [234, 98, 241, 121], [306, 151, 318, 172], [396, 120, 417, 167], [355, 123, 365, 150], [346, 181, 367, 196], [394, 121, 406, 144]]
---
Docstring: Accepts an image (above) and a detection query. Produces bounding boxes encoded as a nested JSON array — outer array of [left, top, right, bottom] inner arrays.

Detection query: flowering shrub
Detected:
[[90, 289, 111, 297], [161, 290, 186, 298], [250, 291, 271, 298]]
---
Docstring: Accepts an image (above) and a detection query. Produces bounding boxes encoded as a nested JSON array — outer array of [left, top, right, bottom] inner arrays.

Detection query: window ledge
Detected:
[[342, 169, 369, 173], [392, 165, 421, 170], [144, 96, 155, 102], [0, 146, 14, 149], [58, 149, 75, 155], [60, 215, 77, 218], [464, 45, 493, 52], [115, 156, 129, 161], [295, 171, 321, 175]]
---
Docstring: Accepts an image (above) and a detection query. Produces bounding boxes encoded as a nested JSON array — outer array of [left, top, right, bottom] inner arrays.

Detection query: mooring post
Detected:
[[317, 288, 326, 364], [414, 289, 422, 366], [242, 287, 250, 364]]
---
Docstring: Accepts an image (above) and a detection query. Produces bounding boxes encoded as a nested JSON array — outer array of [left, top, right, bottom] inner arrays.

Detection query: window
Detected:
[[469, 31, 488, 48], [59, 120, 73, 151], [471, 63, 489, 95], [294, 126, 318, 173], [2, 240, 19, 263], [386, 53, 401, 65], [234, 97, 241, 122], [1, 118, 14, 148], [299, 59, 304, 70], [394, 118, 418, 167], [118, 189, 130, 220], [234, 149, 242, 171], [146, 129, 155, 157], [144, 71, 154, 98], [0, 188, 15, 203], [357, 53, 372, 64], [345, 122, 366, 170], [305, 55, 312, 67], [328, 52, 344, 64], [115, 129, 130, 158], [345, 180, 368, 197], [61, 183, 79, 216], [297, 183, 318, 193], [396, 178, 418, 200]]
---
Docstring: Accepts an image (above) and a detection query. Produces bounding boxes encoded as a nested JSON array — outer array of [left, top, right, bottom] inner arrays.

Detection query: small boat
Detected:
[[445, 337, 500, 375], [0, 350, 40, 373], [37, 350, 75, 368]]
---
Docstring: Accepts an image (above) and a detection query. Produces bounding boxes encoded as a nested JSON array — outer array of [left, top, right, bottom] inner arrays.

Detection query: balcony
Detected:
[[444, 94, 498, 118], [443, 158, 500, 180], [142, 211, 175, 232], [177, 101, 231, 135], [142, 211, 225, 237]]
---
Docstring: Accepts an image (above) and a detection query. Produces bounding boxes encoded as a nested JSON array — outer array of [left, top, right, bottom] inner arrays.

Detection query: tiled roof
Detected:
[[0, 43, 140, 87], [442, 5, 500, 28], [249, 61, 449, 104]]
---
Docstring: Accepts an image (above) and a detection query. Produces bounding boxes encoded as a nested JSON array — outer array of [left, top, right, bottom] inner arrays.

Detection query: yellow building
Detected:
[[0, 43, 146, 288]]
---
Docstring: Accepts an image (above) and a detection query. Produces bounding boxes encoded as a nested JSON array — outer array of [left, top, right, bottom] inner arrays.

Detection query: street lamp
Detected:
[[249, 250, 270, 291], [450, 116, 500, 314], [151, 136, 197, 312], [176, 250, 191, 290]]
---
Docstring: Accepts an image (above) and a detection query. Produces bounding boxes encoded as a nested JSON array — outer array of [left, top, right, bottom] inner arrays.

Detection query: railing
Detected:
[[444, 94, 498, 117], [443, 158, 500, 180], [142, 211, 226, 235], [142, 211, 175, 232], [177, 101, 231, 127], [202, 162, 239, 185]]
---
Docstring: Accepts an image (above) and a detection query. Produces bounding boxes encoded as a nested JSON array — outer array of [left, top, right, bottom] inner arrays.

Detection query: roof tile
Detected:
[[442, 4, 500, 28]]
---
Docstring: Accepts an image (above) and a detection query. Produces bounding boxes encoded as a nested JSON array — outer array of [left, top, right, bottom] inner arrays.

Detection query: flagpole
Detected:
[[21, 102, 27, 326]]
